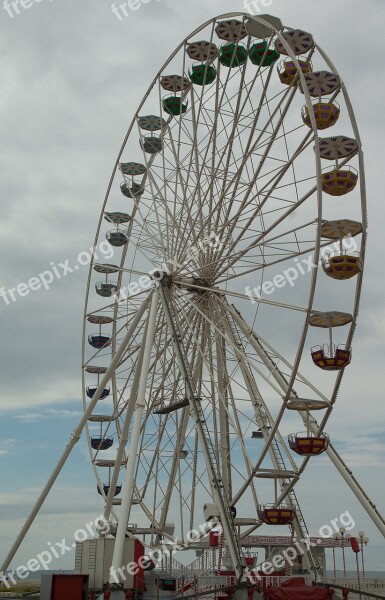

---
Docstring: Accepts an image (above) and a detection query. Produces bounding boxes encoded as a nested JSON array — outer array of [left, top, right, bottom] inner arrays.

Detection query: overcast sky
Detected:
[[0, 0, 384, 576]]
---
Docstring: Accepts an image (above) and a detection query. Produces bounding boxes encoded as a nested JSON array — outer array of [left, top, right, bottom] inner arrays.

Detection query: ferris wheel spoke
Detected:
[[177, 62, 271, 252], [168, 61, 292, 270], [223, 299, 331, 404], [136, 308, 207, 525], [216, 307, 328, 510], [176, 93, 209, 239], [175, 282, 310, 316], [171, 290, 263, 517], [124, 187, 167, 257], [212, 135, 316, 278], [210, 58, 253, 198], [211, 81, 298, 228], [215, 150, 357, 280], [252, 220, 316, 250], [235, 129, 314, 209], [167, 72, 228, 247], [136, 147, 173, 256], [169, 44, 193, 256], [145, 314, 207, 532], [161, 134, 199, 250], [146, 152, 206, 263], [226, 383, 259, 509], [175, 214, 316, 281], [99, 306, 176, 514], [172, 72, 256, 253], [185, 81, 281, 251], [211, 301, 301, 515], [216, 239, 337, 285], [182, 293, 288, 401], [210, 81, 295, 241]]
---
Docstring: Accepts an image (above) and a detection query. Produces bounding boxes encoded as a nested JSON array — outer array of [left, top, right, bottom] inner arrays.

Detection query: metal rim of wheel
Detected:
[[82, 12, 366, 578]]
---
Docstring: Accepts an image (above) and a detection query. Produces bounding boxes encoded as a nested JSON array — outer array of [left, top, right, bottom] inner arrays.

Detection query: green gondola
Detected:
[[219, 43, 248, 68], [162, 95, 188, 116], [249, 41, 280, 67], [189, 64, 217, 86]]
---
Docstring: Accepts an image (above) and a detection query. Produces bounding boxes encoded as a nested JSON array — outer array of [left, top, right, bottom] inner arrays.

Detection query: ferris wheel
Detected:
[[81, 11, 370, 584]]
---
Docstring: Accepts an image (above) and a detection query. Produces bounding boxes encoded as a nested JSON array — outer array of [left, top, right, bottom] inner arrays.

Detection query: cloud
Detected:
[[14, 409, 83, 423], [0, 439, 16, 457]]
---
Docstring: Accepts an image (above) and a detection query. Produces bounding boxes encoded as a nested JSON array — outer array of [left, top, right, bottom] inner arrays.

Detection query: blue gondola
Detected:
[[91, 438, 114, 451], [97, 484, 122, 497], [86, 386, 110, 399], [88, 335, 111, 349]]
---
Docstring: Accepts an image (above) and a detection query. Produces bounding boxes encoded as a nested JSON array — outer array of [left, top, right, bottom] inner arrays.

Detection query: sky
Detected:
[[0, 0, 384, 578]]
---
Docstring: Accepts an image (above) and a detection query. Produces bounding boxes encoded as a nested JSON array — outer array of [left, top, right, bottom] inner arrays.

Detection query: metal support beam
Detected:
[[215, 328, 232, 500], [109, 289, 159, 584], [103, 322, 148, 523]]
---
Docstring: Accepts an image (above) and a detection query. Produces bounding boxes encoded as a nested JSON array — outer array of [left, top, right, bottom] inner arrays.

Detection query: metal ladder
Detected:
[[225, 310, 323, 578], [186, 385, 245, 570]]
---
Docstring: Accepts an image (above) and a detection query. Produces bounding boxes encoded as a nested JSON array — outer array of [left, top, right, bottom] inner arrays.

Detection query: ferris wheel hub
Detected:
[[175, 276, 212, 293], [150, 270, 172, 284]]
